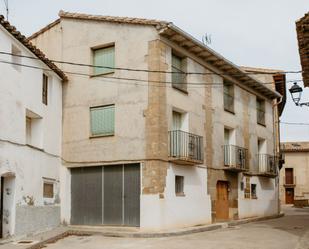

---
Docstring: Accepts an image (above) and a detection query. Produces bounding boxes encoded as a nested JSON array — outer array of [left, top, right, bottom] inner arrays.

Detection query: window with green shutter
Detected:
[[172, 53, 187, 91], [90, 105, 115, 136], [93, 46, 115, 75]]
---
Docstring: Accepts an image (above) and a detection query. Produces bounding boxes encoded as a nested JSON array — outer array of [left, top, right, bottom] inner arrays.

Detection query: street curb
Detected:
[[26, 212, 284, 248]]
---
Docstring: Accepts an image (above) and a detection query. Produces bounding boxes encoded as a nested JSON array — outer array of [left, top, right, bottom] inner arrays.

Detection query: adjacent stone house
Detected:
[[30, 11, 283, 229], [0, 16, 66, 237], [296, 12, 309, 87], [280, 142, 309, 205]]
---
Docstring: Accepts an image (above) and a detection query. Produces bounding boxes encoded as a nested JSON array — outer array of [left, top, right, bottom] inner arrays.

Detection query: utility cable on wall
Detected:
[[0, 60, 302, 89], [0, 51, 304, 76]]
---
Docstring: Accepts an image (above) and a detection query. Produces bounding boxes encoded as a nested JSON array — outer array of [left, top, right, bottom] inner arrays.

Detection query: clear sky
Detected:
[[1, 0, 308, 142]]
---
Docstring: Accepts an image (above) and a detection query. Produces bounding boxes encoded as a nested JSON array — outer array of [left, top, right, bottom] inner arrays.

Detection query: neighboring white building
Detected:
[[29, 11, 283, 230], [0, 16, 66, 238]]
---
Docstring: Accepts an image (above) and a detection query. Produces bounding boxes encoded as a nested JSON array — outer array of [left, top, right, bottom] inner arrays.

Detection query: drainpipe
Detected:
[[273, 97, 282, 214]]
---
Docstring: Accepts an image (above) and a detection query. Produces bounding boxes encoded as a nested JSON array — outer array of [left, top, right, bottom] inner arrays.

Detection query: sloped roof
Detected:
[[281, 142, 309, 152], [296, 12, 309, 87], [0, 15, 67, 81], [241, 66, 286, 116], [28, 11, 281, 98]]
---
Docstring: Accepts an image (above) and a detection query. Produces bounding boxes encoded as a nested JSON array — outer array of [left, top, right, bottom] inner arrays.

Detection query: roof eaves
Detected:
[[160, 24, 281, 99], [0, 15, 67, 81]]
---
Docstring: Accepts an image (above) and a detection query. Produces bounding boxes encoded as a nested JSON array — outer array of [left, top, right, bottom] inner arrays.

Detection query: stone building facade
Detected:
[[30, 10, 283, 229], [280, 142, 309, 205]]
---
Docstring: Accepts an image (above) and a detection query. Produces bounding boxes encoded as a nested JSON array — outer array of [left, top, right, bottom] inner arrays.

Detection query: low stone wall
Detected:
[[294, 199, 309, 208], [15, 205, 60, 236]]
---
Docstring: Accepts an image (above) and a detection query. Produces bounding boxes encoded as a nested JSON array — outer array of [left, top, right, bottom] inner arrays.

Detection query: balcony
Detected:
[[223, 145, 249, 172], [168, 130, 203, 165], [257, 154, 278, 177], [283, 176, 296, 187]]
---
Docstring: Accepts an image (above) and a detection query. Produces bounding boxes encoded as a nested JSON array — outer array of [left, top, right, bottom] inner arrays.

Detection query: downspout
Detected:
[[273, 97, 282, 214]]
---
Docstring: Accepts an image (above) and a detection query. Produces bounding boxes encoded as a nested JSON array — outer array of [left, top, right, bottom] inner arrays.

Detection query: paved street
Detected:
[[42, 206, 309, 249]]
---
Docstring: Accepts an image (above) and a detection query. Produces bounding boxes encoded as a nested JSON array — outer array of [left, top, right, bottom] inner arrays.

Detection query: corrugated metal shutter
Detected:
[[93, 46, 115, 75], [90, 105, 115, 136], [124, 164, 140, 226]]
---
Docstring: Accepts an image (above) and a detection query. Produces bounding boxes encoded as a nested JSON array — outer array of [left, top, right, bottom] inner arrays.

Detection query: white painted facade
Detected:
[[0, 25, 63, 237], [141, 164, 211, 230]]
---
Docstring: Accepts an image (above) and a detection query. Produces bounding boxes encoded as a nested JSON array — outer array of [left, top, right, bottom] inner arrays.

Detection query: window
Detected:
[[43, 182, 54, 198], [223, 81, 234, 113], [256, 98, 266, 125], [244, 177, 251, 199], [42, 74, 48, 105], [172, 53, 186, 92], [25, 109, 43, 148], [11, 44, 21, 71], [251, 184, 257, 199], [175, 175, 184, 196], [90, 105, 115, 136], [93, 45, 115, 75]]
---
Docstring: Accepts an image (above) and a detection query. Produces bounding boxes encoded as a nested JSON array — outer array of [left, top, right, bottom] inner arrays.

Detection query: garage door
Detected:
[[71, 164, 140, 226]]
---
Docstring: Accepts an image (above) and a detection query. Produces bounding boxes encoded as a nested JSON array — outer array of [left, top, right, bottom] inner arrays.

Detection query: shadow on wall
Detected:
[[259, 177, 275, 191]]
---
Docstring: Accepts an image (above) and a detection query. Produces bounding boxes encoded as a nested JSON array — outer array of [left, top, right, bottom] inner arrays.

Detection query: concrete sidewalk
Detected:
[[0, 212, 284, 249]]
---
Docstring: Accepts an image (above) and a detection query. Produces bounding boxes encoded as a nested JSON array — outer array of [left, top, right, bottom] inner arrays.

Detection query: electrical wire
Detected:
[[280, 121, 309, 126], [0, 60, 302, 89], [0, 51, 304, 76]]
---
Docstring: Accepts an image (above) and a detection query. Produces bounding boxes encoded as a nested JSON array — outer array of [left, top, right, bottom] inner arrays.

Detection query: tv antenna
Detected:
[[202, 33, 212, 45], [3, 0, 9, 20]]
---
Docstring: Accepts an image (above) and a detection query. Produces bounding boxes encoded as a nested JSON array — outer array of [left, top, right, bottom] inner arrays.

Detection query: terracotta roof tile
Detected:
[[281, 142, 309, 152], [0, 15, 67, 81], [296, 12, 309, 87], [58, 10, 169, 27]]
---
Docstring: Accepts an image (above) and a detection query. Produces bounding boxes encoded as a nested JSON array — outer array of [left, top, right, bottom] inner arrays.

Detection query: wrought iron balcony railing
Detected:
[[168, 130, 203, 165], [223, 145, 248, 171], [258, 154, 278, 176]]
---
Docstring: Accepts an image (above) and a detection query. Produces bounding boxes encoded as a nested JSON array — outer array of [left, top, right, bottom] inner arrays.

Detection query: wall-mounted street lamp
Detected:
[[289, 82, 309, 107]]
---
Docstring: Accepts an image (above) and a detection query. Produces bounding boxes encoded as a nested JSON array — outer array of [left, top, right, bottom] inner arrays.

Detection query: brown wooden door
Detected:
[[285, 168, 293, 184], [216, 181, 229, 220], [285, 188, 294, 204]]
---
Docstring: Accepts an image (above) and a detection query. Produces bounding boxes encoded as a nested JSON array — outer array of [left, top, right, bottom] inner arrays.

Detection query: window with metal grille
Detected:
[[93, 45, 115, 75], [42, 74, 48, 105], [251, 184, 257, 199], [175, 175, 184, 196], [256, 98, 266, 125], [43, 182, 54, 198], [223, 81, 234, 113], [90, 105, 115, 136], [172, 53, 186, 92], [244, 177, 251, 199]]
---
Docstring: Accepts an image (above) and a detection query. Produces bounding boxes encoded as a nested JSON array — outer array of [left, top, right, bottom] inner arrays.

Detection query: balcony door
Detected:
[[285, 168, 294, 184]]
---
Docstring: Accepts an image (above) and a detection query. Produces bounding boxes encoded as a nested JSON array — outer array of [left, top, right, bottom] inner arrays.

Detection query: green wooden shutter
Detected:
[[171, 54, 186, 90], [93, 46, 115, 75], [91, 105, 115, 136]]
